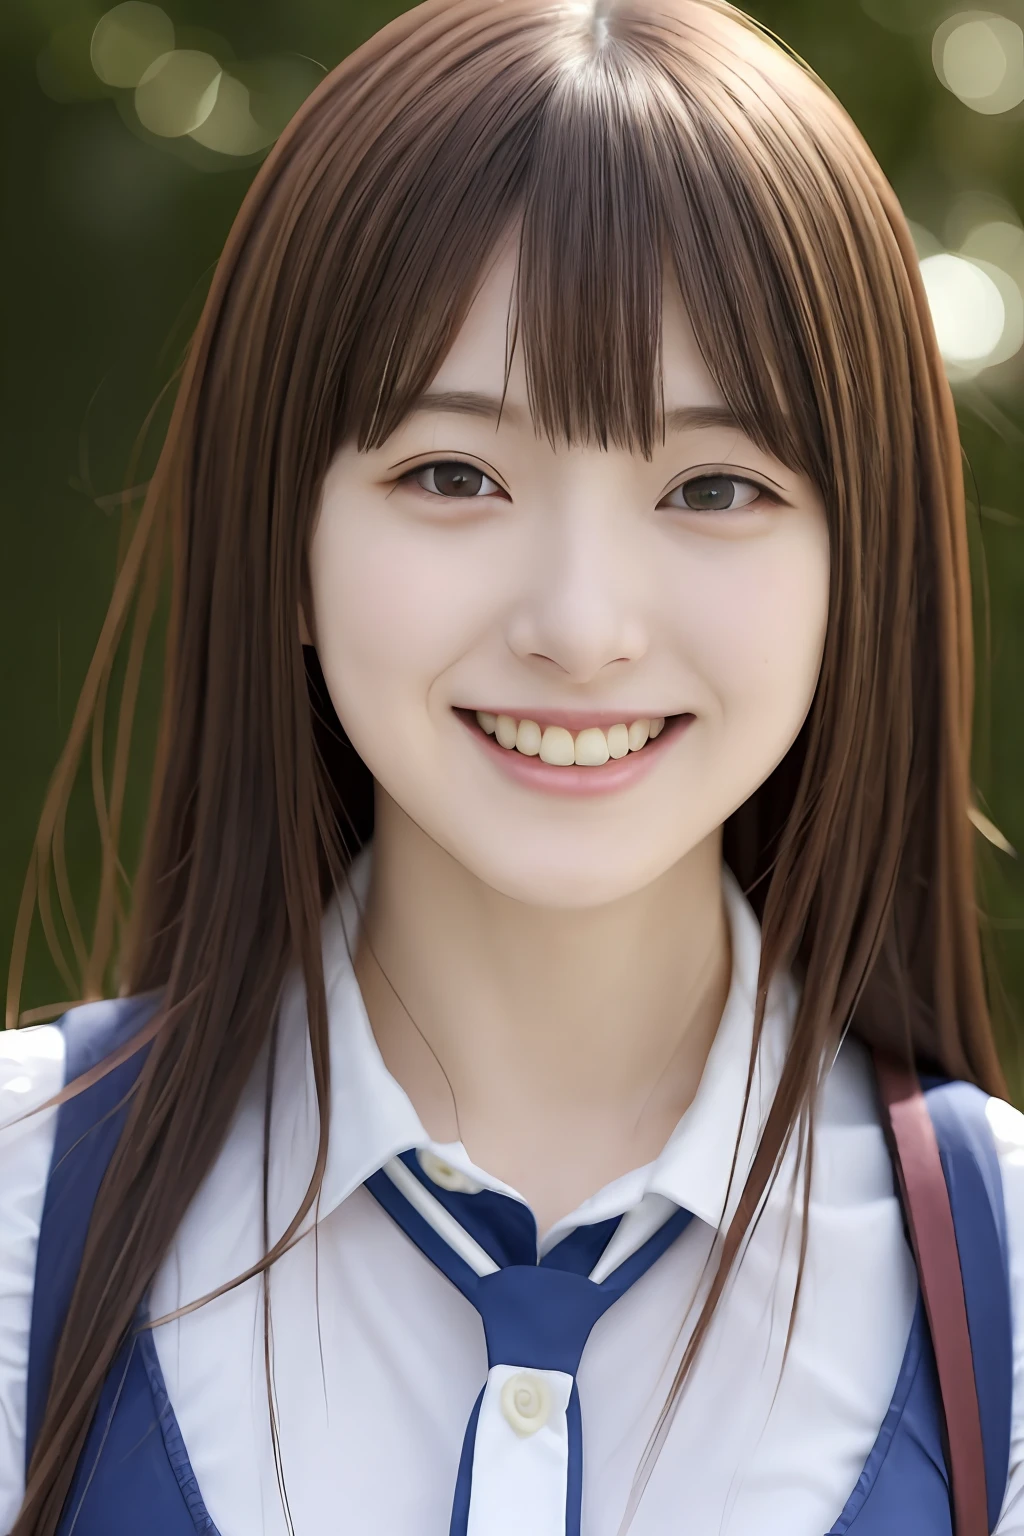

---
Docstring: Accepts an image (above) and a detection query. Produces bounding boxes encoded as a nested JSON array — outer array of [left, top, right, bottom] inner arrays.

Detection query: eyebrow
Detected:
[[405, 390, 745, 435]]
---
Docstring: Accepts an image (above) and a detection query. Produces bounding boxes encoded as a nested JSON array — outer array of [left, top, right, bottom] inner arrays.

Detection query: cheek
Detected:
[[308, 496, 499, 717], [678, 527, 829, 733]]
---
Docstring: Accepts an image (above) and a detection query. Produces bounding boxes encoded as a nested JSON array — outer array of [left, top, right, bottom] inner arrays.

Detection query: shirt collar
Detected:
[[272, 843, 796, 1238]]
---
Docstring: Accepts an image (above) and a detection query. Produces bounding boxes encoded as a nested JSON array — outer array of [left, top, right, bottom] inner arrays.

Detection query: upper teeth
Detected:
[[475, 712, 666, 765]]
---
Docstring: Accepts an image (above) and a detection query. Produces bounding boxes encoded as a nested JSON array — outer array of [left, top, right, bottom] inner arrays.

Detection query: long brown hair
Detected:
[[9, 0, 1010, 1529]]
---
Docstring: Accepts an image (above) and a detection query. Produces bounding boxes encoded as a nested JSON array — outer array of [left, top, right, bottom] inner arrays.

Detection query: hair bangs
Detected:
[[339, 7, 827, 484]]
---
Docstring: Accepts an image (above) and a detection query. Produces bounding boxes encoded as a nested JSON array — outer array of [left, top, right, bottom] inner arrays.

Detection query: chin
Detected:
[[453, 838, 684, 912]]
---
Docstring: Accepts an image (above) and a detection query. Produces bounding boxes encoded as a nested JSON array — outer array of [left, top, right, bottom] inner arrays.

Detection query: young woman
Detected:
[[2, 0, 1022, 1532]]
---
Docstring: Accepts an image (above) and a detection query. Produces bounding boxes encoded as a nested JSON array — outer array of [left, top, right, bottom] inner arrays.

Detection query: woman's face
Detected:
[[308, 242, 830, 908]]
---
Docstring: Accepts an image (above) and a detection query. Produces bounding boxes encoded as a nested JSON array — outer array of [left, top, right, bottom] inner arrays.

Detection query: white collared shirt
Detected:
[[2, 849, 1024, 1535]]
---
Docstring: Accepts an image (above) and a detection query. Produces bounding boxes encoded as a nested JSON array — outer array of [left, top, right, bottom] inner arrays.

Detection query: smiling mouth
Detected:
[[458, 708, 686, 766]]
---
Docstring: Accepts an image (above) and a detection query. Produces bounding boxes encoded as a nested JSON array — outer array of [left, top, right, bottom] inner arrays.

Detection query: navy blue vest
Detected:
[[24, 998, 1014, 1534]]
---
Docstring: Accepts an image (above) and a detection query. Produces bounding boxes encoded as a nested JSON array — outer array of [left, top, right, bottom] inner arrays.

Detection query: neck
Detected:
[[354, 793, 732, 1233]]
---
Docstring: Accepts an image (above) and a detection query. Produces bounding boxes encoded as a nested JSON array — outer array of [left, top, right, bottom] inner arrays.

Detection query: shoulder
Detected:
[[0, 1018, 66, 1173], [54, 992, 160, 1077], [0, 996, 156, 1528], [0, 1017, 65, 1096], [983, 1093, 1024, 1275], [820, 1041, 1021, 1221], [0, 1023, 66, 1528], [920, 1081, 1024, 1253], [982, 1093, 1024, 1183], [978, 1092, 1024, 1535]]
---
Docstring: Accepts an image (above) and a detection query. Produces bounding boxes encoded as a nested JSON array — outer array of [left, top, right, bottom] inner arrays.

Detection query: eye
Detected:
[[403, 460, 504, 498], [660, 474, 774, 512]]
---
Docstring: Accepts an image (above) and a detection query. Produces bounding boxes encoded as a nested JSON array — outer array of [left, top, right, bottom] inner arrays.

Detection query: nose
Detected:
[[504, 487, 648, 683]]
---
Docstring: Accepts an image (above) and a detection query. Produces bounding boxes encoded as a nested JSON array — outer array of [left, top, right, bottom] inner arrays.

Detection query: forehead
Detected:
[[428, 239, 729, 416]]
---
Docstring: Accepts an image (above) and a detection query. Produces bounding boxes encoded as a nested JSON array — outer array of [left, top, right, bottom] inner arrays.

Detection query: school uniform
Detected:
[[1, 845, 1023, 1535]]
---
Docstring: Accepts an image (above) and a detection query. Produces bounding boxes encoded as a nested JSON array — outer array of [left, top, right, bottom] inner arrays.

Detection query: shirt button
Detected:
[[416, 1149, 483, 1194], [500, 1372, 552, 1437]]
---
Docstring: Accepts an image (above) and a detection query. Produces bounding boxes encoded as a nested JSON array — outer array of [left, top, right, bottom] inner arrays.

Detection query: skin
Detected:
[[306, 239, 830, 1233]]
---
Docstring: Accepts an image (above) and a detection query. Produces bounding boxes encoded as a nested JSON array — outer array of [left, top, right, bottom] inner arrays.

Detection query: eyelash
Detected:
[[397, 459, 780, 511]]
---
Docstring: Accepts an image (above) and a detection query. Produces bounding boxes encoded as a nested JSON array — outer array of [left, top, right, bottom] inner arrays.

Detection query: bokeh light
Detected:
[[920, 253, 1008, 370], [90, 3, 175, 89], [943, 189, 1020, 250], [226, 57, 326, 144], [134, 49, 222, 138], [189, 73, 275, 157], [907, 220, 944, 260], [65, 4, 328, 163], [959, 223, 1024, 368], [933, 12, 1024, 114], [962, 218, 1024, 276], [860, 0, 947, 33], [920, 196, 1024, 376]]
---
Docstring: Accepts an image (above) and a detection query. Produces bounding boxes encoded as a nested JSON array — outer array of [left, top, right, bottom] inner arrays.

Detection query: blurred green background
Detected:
[[2, 0, 1023, 1077]]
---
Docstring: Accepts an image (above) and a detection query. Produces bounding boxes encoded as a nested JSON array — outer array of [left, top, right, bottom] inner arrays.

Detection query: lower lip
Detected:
[[456, 711, 694, 797]]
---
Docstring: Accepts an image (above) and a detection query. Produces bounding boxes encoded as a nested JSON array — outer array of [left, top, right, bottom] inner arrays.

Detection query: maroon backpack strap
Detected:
[[873, 1049, 989, 1536]]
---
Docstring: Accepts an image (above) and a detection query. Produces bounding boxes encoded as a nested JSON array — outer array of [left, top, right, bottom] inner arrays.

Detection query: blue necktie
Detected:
[[365, 1150, 694, 1536]]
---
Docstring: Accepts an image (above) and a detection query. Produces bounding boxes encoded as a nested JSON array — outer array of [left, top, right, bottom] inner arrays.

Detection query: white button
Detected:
[[417, 1149, 483, 1194], [500, 1371, 552, 1436]]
